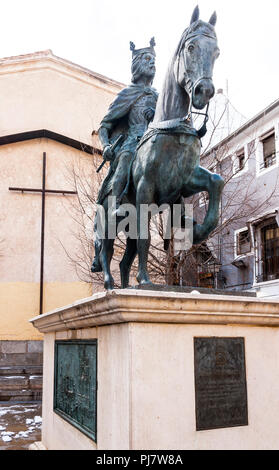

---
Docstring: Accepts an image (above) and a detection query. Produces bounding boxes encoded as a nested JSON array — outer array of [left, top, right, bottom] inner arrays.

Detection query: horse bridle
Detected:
[[176, 32, 216, 133], [185, 80, 210, 126]]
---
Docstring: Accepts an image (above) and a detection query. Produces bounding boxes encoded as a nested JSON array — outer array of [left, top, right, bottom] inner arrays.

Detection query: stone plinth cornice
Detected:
[[30, 289, 279, 333]]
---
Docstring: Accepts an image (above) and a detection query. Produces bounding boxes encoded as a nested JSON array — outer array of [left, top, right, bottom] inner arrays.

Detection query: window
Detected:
[[255, 220, 279, 282], [232, 147, 247, 176], [262, 133, 276, 169], [199, 191, 209, 207], [236, 229, 251, 256], [258, 130, 277, 172], [261, 223, 279, 281], [238, 152, 245, 172]]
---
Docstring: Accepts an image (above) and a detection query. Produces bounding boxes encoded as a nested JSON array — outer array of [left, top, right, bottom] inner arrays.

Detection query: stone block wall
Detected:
[[0, 341, 43, 402]]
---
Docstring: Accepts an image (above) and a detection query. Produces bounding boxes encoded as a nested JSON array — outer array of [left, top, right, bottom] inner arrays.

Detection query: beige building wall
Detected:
[[0, 139, 94, 340], [0, 50, 124, 341], [0, 50, 123, 144]]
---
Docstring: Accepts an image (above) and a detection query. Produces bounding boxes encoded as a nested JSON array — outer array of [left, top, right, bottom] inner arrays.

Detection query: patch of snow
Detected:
[[1, 431, 14, 436], [0, 406, 36, 416], [34, 416, 42, 424], [26, 418, 33, 425], [17, 431, 29, 438], [23, 408, 36, 413], [2, 435, 12, 442], [1, 376, 26, 379]]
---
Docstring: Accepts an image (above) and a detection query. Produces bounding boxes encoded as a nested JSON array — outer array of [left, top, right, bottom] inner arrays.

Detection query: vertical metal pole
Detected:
[[39, 152, 46, 315]]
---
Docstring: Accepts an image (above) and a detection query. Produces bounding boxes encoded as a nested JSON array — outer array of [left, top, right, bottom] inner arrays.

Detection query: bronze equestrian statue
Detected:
[[92, 6, 224, 290]]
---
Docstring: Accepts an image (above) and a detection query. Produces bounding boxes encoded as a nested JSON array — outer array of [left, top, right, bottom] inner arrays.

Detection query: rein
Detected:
[[183, 84, 209, 139]]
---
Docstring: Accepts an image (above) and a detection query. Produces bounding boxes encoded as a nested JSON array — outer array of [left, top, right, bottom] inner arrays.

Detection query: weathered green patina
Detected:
[[54, 340, 97, 441], [92, 6, 224, 291]]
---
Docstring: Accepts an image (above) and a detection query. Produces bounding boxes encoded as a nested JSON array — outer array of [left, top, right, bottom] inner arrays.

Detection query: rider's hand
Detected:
[[103, 144, 113, 161], [144, 107, 155, 122]]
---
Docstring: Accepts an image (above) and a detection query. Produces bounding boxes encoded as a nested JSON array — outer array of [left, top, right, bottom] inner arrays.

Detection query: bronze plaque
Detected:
[[54, 340, 97, 441], [194, 337, 248, 431]]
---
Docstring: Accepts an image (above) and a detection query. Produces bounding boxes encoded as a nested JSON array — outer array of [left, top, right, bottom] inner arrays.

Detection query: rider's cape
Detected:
[[97, 83, 158, 204], [99, 83, 158, 141]]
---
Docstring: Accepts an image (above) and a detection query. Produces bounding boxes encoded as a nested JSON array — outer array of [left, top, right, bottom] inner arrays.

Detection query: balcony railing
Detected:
[[259, 152, 276, 170]]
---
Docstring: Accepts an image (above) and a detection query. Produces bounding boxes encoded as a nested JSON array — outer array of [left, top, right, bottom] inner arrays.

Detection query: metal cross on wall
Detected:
[[9, 152, 77, 315]]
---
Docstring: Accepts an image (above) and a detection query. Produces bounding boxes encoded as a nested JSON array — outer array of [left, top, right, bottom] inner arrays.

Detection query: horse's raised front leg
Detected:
[[136, 178, 154, 285], [120, 237, 137, 288], [185, 165, 224, 245]]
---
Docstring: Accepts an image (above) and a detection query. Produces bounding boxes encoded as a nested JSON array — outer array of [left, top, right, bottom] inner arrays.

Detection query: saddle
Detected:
[[97, 120, 200, 205], [136, 119, 199, 151]]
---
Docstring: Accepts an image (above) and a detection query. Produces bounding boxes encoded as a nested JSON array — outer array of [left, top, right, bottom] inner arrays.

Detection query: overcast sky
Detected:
[[1, 0, 278, 120]]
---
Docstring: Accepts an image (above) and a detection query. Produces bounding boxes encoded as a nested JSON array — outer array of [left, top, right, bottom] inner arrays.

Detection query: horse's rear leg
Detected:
[[136, 180, 153, 285], [100, 238, 115, 290], [91, 238, 102, 273], [137, 227, 151, 285], [120, 237, 137, 288], [91, 212, 103, 272]]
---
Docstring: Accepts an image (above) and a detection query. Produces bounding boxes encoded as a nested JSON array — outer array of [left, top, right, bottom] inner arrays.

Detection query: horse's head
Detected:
[[174, 5, 220, 110]]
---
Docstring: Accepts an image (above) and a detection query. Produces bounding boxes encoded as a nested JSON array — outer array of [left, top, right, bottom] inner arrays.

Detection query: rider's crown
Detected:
[[130, 37, 156, 58]]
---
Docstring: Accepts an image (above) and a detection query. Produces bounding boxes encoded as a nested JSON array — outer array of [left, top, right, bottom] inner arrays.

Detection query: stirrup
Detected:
[[112, 200, 126, 217]]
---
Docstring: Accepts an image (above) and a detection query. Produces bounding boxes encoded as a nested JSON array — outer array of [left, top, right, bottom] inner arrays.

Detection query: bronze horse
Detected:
[[95, 6, 224, 290]]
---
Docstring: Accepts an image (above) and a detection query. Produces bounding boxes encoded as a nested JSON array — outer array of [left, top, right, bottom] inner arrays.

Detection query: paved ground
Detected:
[[0, 402, 42, 450]]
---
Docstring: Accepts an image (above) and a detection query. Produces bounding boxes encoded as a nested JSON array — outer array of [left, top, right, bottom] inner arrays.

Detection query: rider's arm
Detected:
[[98, 125, 113, 161], [98, 126, 110, 149]]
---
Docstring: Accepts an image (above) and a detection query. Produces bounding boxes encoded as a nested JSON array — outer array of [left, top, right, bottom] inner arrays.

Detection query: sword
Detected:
[[96, 134, 124, 173]]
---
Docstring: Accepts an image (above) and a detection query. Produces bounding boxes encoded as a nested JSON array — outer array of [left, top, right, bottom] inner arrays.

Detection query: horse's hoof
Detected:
[[137, 274, 153, 286], [104, 277, 114, 290], [121, 282, 130, 289], [104, 284, 114, 291], [139, 281, 153, 287]]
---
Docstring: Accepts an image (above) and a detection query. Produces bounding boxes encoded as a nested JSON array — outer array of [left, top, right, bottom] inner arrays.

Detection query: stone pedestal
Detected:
[[30, 289, 279, 450]]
